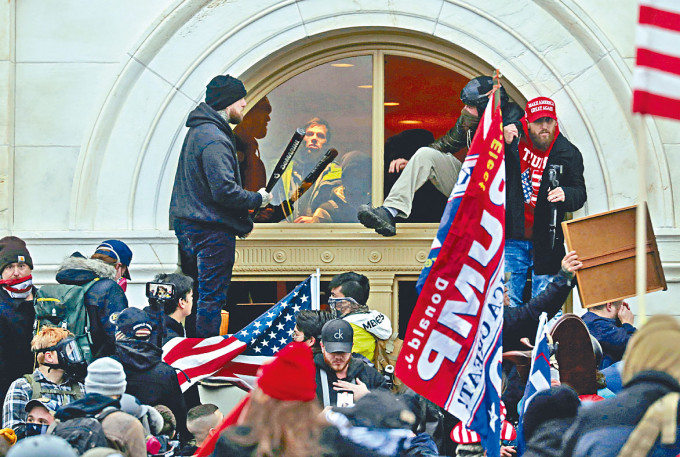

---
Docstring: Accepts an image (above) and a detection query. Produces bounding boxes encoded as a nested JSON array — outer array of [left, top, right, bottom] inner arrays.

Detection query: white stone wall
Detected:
[[0, 0, 677, 316]]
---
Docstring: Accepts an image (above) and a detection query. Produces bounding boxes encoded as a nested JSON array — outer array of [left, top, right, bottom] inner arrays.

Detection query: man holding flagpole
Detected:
[[396, 80, 507, 457]]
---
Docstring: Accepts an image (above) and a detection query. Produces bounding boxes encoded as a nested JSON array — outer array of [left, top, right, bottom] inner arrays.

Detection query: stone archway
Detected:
[[70, 0, 672, 233]]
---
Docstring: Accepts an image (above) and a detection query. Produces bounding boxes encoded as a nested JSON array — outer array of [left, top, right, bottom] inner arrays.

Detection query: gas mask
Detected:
[[37, 337, 88, 382], [24, 422, 49, 437], [327, 296, 361, 318]]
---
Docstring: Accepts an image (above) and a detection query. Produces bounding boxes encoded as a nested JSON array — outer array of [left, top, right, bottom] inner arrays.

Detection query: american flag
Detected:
[[521, 168, 532, 204], [632, 0, 680, 120], [162, 275, 319, 392]]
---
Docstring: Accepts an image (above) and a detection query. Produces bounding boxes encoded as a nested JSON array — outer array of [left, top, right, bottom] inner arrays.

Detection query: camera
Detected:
[[146, 282, 176, 301]]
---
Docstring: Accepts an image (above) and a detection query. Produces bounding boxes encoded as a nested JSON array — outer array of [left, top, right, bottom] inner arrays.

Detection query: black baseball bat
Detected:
[[280, 148, 339, 218], [256, 148, 339, 223], [264, 128, 305, 193]]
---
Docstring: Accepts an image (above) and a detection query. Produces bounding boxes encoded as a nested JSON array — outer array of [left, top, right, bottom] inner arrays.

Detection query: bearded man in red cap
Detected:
[[503, 96, 587, 307]]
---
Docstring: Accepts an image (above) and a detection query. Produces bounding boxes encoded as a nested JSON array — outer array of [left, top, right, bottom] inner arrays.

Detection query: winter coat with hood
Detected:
[[561, 370, 680, 457], [169, 102, 263, 237], [54, 392, 147, 457], [56, 254, 128, 358], [505, 129, 587, 275], [314, 351, 387, 407], [0, 286, 37, 401], [111, 339, 189, 443]]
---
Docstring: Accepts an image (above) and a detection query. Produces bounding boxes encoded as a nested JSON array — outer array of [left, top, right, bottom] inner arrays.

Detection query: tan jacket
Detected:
[[101, 410, 146, 457]]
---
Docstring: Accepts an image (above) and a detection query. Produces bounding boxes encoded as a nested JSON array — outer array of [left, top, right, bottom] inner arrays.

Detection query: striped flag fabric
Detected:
[[450, 402, 517, 444], [516, 312, 552, 454], [162, 275, 318, 392], [632, 0, 680, 120]]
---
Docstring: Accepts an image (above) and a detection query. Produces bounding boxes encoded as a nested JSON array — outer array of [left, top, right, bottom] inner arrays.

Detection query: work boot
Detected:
[[357, 205, 397, 237]]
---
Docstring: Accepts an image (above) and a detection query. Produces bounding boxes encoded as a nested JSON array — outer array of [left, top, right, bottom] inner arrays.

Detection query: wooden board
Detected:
[[561, 205, 666, 308]]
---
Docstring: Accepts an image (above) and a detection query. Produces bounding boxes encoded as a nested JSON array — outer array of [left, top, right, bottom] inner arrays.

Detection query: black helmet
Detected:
[[460, 76, 509, 113], [7, 435, 78, 457]]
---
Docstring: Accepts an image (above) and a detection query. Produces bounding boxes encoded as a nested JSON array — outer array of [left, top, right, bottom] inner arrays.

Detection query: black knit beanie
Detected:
[[205, 75, 247, 111], [0, 236, 33, 273], [522, 385, 580, 441]]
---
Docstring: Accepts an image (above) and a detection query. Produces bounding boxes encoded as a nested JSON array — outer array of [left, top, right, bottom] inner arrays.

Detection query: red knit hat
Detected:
[[525, 96, 557, 123], [257, 342, 316, 401]]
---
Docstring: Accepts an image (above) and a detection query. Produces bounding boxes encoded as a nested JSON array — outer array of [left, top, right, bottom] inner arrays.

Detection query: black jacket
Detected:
[[503, 270, 575, 351], [55, 392, 120, 420], [0, 288, 36, 400], [55, 255, 128, 358], [169, 102, 262, 236], [506, 131, 587, 275], [313, 352, 387, 407], [561, 370, 680, 457], [112, 339, 189, 442]]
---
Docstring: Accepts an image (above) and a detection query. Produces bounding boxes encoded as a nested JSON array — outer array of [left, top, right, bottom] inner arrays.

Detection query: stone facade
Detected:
[[1, 0, 678, 320]]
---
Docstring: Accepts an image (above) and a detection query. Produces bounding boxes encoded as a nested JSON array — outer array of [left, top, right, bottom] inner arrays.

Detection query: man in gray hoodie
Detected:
[[169, 75, 273, 338]]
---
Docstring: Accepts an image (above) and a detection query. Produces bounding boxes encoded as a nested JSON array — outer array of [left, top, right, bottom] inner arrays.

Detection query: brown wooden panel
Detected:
[[561, 205, 666, 308]]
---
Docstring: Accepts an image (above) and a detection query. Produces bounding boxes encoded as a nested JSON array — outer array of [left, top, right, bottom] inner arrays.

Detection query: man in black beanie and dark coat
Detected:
[[0, 236, 37, 401], [170, 74, 273, 337]]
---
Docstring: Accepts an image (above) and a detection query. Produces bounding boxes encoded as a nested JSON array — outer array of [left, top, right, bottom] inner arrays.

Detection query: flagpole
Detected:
[[312, 268, 321, 310], [635, 114, 647, 324]]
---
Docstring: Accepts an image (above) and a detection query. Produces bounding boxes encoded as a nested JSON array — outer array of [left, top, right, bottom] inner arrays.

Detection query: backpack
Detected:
[[23, 373, 83, 403], [33, 279, 99, 362], [373, 332, 404, 391], [50, 406, 119, 455]]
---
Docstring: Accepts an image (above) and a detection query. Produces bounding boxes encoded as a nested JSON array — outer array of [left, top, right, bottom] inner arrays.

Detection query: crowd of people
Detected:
[[1, 72, 678, 457]]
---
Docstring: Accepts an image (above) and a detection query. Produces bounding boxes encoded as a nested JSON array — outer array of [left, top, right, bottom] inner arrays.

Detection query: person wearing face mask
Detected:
[[327, 272, 392, 362], [359, 76, 524, 236], [2, 327, 85, 437], [23, 399, 55, 438], [0, 237, 37, 403], [90, 240, 133, 294], [54, 247, 129, 358]]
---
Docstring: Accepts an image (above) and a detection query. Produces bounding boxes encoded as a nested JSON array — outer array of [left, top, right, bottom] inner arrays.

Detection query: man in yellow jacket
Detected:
[[327, 272, 392, 361]]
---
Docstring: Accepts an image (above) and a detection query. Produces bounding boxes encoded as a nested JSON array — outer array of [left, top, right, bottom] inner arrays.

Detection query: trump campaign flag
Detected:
[[163, 274, 318, 392], [396, 88, 505, 457], [632, 0, 680, 120]]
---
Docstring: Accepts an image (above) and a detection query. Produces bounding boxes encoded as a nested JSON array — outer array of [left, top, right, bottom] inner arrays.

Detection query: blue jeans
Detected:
[[174, 219, 236, 337], [505, 239, 552, 307]]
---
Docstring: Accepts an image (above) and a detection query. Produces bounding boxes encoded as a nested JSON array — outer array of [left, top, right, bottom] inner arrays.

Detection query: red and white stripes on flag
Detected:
[[632, 0, 680, 120]]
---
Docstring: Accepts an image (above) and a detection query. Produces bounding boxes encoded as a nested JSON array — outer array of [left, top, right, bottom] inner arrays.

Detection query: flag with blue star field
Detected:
[[163, 275, 318, 392]]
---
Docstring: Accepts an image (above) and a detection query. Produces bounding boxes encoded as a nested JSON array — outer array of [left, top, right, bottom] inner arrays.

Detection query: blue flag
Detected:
[[516, 312, 552, 455]]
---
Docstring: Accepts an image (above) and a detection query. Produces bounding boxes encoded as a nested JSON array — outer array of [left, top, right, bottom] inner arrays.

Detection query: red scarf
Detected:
[[518, 119, 559, 238], [0, 274, 33, 299]]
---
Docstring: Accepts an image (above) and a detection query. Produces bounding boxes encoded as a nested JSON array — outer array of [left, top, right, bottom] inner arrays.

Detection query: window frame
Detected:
[[239, 29, 520, 226]]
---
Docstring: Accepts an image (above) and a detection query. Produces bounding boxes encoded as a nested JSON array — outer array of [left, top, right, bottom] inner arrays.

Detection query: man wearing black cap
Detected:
[[170, 74, 273, 338], [0, 236, 37, 402], [110, 307, 189, 443], [314, 319, 387, 407], [358, 76, 524, 236]]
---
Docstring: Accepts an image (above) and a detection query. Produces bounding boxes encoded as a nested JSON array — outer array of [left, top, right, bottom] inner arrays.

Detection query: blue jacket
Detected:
[[56, 254, 128, 358], [561, 370, 680, 457], [170, 103, 262, 236], [582, 311, 636, 369]]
